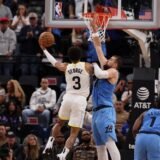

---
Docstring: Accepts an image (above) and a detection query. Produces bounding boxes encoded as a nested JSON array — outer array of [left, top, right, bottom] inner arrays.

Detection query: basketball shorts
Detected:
[[58, 94, 87, 128], [92, 107, 117, 146], [134, 133, 160, 160]]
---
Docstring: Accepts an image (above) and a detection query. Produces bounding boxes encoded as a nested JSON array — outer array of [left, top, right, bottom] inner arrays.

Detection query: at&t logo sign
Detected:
[[137, 87, 149, 101], [134, 87, 151, 109]]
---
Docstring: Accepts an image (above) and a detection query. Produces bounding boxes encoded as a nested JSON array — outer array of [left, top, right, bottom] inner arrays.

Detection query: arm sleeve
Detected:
[[93, 63, 109, 79], [43, 49, 57, 66]]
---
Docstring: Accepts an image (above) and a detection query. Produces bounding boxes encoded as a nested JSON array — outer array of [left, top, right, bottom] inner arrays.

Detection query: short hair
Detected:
[[67, 46, 82, 63], [113, 55, 123, 69]]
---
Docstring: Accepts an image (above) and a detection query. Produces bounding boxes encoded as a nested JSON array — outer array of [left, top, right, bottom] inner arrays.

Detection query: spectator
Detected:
[[3, 131, 20, 158], [121, 80, 133, 111], [22, 78, 56, 128], [18, 12, 43, 75], [0, 122, 7, 148], [5, 79, 26, 110], [0, 0, 13, 20], [0, 101, 22, 135], [15, 134, 43, 160], [0, 17, 17, 75], [0, 83, 6, 114], [0, 145, 14, 160], [4, 0, 19, 17], [114, 74, 126, 100], [115, 100, 129, 149], [11, 4, 29, 36], [72, 130, 97, 160]]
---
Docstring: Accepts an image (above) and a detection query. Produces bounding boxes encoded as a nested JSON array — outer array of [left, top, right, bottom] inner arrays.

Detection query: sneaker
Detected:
[[42, 137, 54, 157], [57, 153, 66, 160], [42, 137, 55, 154]]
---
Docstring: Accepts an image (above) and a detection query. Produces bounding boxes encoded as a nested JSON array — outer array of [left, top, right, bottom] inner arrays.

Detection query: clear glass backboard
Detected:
[[45, 0, 160, 29]]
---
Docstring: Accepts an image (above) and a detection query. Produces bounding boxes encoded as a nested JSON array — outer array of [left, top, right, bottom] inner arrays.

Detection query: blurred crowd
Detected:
[[0, 53, 132, 160], [0, 76, 132, 160]]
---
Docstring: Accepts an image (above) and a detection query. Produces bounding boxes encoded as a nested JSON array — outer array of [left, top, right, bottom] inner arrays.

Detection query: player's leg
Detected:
[[42, 119, 66, 155], [92, 112, 108, 160], [43, 94, 70, 155], [96, 145, 109, 160], [57, 95, 86, 160], [106, 137, 121, 160], [146, 134, 160, 160], [57, 126, 80, 160], [93, 108, 119, 160], [134, 134, 146, 160]]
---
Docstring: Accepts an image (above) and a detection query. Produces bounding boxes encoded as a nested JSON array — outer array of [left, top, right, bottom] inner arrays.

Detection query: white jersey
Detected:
[[65, 62, 90, 98]]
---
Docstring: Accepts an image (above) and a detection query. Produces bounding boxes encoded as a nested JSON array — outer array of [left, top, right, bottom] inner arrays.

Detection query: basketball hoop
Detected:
[[82, 12, 112, 42]]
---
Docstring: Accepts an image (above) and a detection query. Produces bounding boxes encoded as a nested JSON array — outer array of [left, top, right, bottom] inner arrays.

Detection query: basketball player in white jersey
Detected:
[[40, 44, 93, 160]]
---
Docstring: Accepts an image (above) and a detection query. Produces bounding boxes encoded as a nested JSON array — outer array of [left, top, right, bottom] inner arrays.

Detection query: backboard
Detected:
[[45, 0, 160, 29]]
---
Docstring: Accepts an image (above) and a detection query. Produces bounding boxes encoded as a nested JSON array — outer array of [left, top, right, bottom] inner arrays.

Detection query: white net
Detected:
[[83, 13, 111, 42]]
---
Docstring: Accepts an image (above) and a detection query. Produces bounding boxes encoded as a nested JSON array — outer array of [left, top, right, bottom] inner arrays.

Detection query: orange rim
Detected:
[[82, 12, 112, 28]]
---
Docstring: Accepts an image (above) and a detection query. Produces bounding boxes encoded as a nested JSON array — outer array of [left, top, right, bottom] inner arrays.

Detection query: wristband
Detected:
[[43, 49, 57, 66]]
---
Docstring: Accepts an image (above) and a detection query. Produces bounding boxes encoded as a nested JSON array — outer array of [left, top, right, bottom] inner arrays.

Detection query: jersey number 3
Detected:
[[72, 76, 81, 89]]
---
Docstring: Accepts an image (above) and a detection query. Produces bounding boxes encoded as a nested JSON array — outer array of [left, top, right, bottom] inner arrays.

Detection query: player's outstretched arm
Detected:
[[43, 49, 58, 67], [90, 17, 108, 67], [42, 48, 67, 72]]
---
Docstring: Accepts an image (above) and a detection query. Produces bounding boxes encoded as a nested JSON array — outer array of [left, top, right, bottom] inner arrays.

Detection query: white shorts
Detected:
[[58, 94, 87, 128]]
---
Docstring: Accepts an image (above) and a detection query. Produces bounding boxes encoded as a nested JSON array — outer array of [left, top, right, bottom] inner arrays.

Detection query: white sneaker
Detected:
[[42, 137, 55, 155], [57, 153, 66, 160]]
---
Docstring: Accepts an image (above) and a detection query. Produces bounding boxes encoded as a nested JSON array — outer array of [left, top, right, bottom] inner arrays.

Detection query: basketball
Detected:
[[39, 32, 55, 48]]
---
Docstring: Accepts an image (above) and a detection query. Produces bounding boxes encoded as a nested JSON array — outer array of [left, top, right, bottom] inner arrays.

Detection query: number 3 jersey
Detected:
[[65, 62, 90, 98], [139, 108, 160, 133]]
